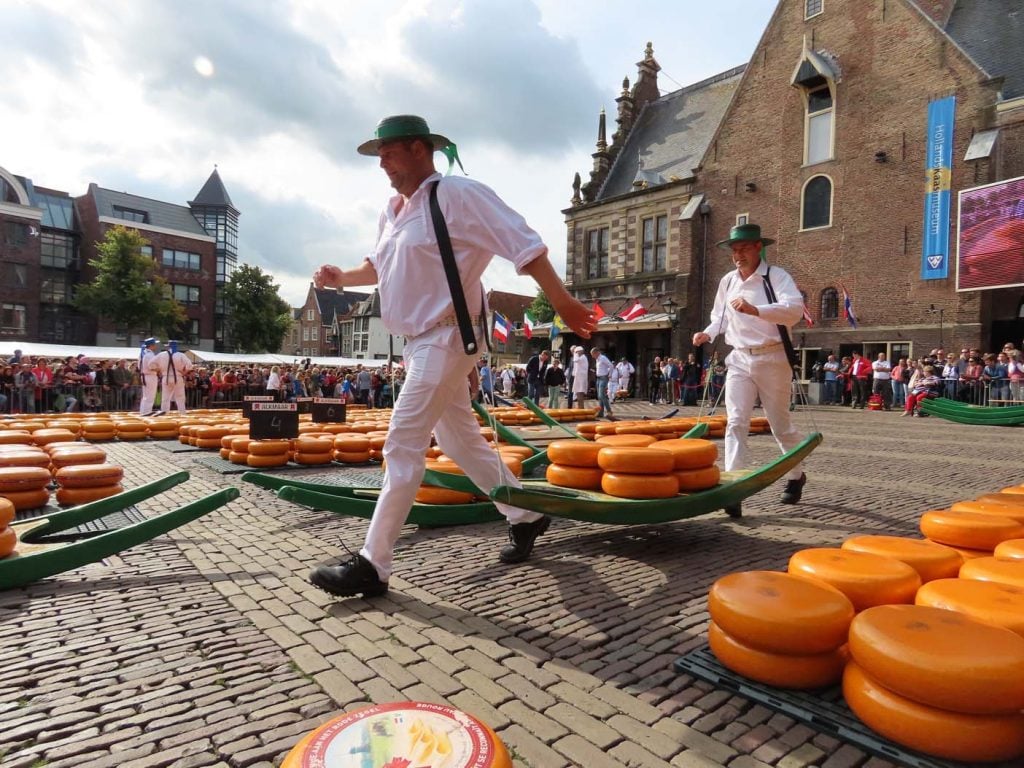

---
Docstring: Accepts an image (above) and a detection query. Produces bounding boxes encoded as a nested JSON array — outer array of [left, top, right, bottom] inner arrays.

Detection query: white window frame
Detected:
[[805, 0, 823, 20], [735, 212, 749, 226], [804, 84, 835, 166], [302, 327, 310, 341], [311, 326, 318, 341], [306, 309, 314, 321], [800, 174, 834, 231]]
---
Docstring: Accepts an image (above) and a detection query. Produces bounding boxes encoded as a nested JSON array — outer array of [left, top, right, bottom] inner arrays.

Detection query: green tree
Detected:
[[221, 264, 292, 353], [74, 226, 186, 342], [527, 290, 555, 322]]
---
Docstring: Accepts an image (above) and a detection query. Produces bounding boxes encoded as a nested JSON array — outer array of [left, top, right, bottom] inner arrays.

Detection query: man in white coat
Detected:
[[571, 345, 590, 410], [138, 338, 161, 415], [692, 223, 807, 516], [154, 340, 194, 414]]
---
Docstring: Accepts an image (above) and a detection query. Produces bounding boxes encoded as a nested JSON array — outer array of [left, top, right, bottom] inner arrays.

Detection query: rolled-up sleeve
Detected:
[[446, 179, 547, 273]]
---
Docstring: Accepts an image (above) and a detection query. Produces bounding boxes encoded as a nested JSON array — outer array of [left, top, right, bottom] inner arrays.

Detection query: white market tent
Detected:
[[0, 342, 390, 369]]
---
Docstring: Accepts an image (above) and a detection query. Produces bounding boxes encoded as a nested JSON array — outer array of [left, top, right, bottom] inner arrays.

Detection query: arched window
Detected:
[[802, 175, 833, 230], [820, 288, 839, 320]]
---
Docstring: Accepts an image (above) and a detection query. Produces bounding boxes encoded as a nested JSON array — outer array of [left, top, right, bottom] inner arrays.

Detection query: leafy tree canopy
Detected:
[[527, 290, 555, 323], [221, 264, 292, 353]]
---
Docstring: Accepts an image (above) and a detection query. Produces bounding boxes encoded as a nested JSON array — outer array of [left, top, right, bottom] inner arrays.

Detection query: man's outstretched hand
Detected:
[[556, 297, 598, 339], [313, 265, 342, 290]]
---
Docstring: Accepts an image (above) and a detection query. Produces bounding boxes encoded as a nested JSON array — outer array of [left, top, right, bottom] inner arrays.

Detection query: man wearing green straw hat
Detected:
[[310, 115, 596, 598], [692, 223, 808, 514]]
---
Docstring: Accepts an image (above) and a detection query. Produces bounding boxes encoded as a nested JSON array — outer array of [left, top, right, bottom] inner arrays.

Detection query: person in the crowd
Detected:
[[1008, 349, 1024, 403], [606, 357, 620, 405], [591, 346, 613, 418], [615, 357, 634, 399], [648, 356, 663, 404], [525, 349, 549, 405], [821, 353, 840, 404], [500, 365, 516, 398], [849, 350, 872, 409], [681, 352, 701, 406], [871, 352, 892, 411], [306, 114, 595, 598], [544, 356, 565, 408], [890, 357, 908, 409], [984, 352, 1010, 405], [904, 364, 942, 416], [691, 222, 807, 514], [571, 345, 590, 410]]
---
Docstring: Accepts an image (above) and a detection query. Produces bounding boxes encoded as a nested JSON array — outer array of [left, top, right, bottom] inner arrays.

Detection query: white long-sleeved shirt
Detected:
[[594, 353, 613, 377], [571, 352, 589, 393], [702, 260, 804, 349], [368, 173, 546, 338]]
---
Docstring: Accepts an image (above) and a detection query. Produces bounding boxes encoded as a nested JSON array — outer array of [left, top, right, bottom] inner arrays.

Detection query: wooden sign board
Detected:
[[243, 395, 275, 418], [311, 397, 346, 424], [249, 402, 299, 440]]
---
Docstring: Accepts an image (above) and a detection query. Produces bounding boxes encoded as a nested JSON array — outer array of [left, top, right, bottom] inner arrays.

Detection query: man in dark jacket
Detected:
[[525, 350, 549, 404]]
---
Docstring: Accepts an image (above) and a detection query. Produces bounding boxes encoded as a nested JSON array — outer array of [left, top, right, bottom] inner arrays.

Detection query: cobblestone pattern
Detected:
[[1, 403, 1017, 767]]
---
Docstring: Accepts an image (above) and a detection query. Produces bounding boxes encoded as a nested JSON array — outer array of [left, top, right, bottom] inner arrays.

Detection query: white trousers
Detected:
[[160, 382, 187, 413], [362, 328, 541, 579], [724, 349, 805, 481], [139, 378, 159, 414]]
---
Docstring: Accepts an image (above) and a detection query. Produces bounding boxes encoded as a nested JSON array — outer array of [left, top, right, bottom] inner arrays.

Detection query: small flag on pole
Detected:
[[840, 284, 858, 328], [620, 301, 648, 322], [523, 311, 536, 339], [593, 302, 606, 320], [551, 314, 567, 341], [800, 297, 814, 327], [492, 312, 510, 343]]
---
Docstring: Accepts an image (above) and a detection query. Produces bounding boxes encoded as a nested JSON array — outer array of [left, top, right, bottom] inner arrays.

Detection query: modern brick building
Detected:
[[565, 0, 1024, 384]]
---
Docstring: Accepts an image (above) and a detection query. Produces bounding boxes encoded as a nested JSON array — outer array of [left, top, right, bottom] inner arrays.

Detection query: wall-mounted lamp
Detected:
[[744, 181, 757, 192], [874, 151, 888, 163]]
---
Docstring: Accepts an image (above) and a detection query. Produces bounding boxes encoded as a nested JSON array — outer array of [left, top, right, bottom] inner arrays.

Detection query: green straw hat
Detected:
[[357, 115, 464, 174], [716, 223, 775, 249]]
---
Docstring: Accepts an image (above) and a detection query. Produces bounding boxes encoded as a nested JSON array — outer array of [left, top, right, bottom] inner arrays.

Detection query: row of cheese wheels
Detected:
[[544, 437, 720, 498], [574, 416, 732, 441], [0, 419, 182, 441], [0, 463, 125, 511], [413, 449, 530, 505], [0, 498, 15, 558], [0, 442, 108, 472]]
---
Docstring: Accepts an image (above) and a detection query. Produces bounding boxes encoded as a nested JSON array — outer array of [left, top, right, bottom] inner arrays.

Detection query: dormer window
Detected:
[[792, 45, 838, 167]]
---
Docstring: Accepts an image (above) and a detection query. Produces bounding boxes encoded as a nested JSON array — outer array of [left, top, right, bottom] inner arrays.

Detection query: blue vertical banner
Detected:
[[921, 95, 956, 279]]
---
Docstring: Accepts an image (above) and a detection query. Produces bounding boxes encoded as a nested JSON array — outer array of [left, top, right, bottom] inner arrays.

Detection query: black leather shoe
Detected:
[[724, 504, 742, 518], [780, 473, 807, 505], [499, 515, 550, 564], [309, 553, 388, 597]]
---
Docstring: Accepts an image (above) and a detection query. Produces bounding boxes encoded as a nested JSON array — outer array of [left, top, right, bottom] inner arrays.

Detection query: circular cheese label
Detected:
[[285, 702, 508, 768]]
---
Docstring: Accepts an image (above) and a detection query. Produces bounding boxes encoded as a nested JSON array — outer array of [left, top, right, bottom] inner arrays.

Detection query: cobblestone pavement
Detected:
[[1, 402, 1019, 768]]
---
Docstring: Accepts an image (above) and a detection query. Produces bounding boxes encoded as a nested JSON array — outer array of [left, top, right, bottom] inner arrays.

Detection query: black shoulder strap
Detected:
[[761, 266, 799, 367], [428, 180, 477, 355]]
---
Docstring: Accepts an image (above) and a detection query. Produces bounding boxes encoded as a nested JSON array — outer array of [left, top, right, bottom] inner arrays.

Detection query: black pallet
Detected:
[[152, 441, 202, 453], [675, 647, 975, 768], [16, 503, 149, 539]]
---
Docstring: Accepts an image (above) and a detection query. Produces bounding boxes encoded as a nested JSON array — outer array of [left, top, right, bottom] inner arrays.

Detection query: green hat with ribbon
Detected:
[[357, 115, 465, 174], [716, 223, 775, 249]]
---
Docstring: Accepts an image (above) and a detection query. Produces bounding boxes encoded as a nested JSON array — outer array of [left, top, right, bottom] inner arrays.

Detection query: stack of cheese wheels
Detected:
[[0, 431, 33, 447], [81, 419, 116, 442], [228, 437, 251, 465], [31, 427, 77, 447], [708, 571, 854, 689], [844, 604, 1024, 762], [48, 444, 107, 474], [749, 416, 770, 434], [916, 578, 1024, 637], [417, 460, 474, 505], [54, 463, 124, 506], [959, 556, 1024, 588], [546, 439, 603, 490], [247, 439, 290, 468], [293, 436, 334, 465], [597, 445, 678, 499], [0, 497, 15, 558], [650, 438, 720, 492], [840, 535, 963, 583], [333, 433, 371, 464], [193, 424, 235, 451], [0, 446, 51, 471], [114, 420, 148, 441], [788, 548, 921, 611], [995, 538, 1024, 559], [0, 466, 51, 510], [281, 702, 512, 768], [920, 509, 1024, 559], [146, 418, 180, 440], [366, 431, 388, 463]]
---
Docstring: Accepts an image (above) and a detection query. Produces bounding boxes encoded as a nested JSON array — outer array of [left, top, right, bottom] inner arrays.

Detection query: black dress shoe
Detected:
[[724, 504, 742, 518], [309, 553, 388, 597], [499, 515, 550, 564], [780, 473, 807, 505]]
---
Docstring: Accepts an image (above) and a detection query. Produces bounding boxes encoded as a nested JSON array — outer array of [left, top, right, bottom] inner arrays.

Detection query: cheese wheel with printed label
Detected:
[[788, 548, 921, 611]]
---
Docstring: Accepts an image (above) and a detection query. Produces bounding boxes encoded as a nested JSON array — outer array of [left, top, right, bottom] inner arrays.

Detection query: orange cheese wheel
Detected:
[[115, 420, 148, 432], [929, 541, 992, 559], [916, 578, 1024, 638], [708, 570, 854, 655], [994, 538, 1024, 560], [0, 466, 52, 492], [219, 448, 231, 460], [953, 499, 1024, 524], [597, 446, 675, 474], [31, 428, 77, 445], [81, 420, 115, 433], [294, 436, 334, 453], [0, 432, 33, 445], [601, 471, 679, 499], [546, 463, 603, 490], [648, 438, 718, 470], [194, 438, 223, 450], [220, 434, 240, 449], [83, 430, 116, 441], [540, 438, 602, 468], [414, 486, 476, 505], [841, 535, 963, 583], [293, 451, 334, 465], [1, 488, 50, 510], [788, 548, 921, 611], [0, 450, 53, 469], [246, 453, 289, 468], [998, 484, 1024, 495], [425, 459, 465, 475], [0, 525, 16, 558], [843, 661, 1024, 763], [674, 465, 721, 492], [496, 445, 533, 461], [0, 498, 14, 527], [230, 437, 252, 453], [708, 621, 846, 689], [56, 484, 123, 506], [55, 464, 124, 489], [194, 425, 232, 440], [248, 440, 292, 456], [920, 509, 1024, 550], [280, 702, 513, 768], [975, 492, 1024, 507], [115, 429, 148, 440], [333, 434, 371, 452], [959, 556, 1024, 588], [228, 451, 250, 465], [848, 604, 1024, 714], [594, 434, 657, 447], [334, 450, 372, 464]]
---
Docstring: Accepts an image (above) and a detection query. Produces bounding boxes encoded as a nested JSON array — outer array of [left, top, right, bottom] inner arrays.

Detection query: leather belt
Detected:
[[735, 341, 784, 356], [407, 313, 485, 340]]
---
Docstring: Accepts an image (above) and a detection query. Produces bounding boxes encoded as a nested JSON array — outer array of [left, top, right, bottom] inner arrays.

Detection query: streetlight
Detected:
[[662, 296, 678, 357], [927, 304, 944, 351]]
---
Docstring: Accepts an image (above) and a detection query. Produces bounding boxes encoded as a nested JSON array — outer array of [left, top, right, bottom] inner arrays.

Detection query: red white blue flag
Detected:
[[841, 284, 858, 328], [492, 312, 510, 343]]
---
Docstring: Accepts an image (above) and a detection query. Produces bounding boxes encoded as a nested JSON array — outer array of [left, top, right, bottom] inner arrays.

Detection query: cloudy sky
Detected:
[[3, 0, 776, 306]]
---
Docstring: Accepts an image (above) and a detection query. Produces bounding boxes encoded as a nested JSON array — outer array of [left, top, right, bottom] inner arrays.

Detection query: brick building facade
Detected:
[[566, 0, 1024, 382]]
